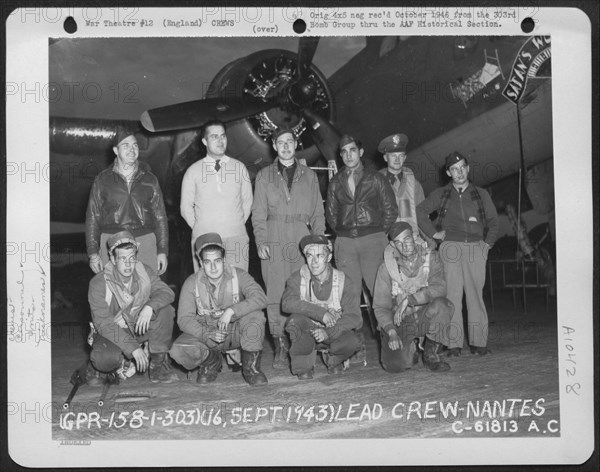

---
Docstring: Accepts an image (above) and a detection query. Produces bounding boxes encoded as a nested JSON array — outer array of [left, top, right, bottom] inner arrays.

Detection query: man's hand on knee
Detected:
[[311, 328, 329, 343], [135, 306, 153, 335], [209, 329, 227, 344], [387, 330, 403, 351], [132, 346, 149, 372], [218, 308, 234, 331]]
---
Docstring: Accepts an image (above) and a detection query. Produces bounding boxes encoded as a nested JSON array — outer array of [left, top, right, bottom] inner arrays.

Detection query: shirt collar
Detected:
[[277, 159, 297, 173], [112, 159, 140, 177], [277, 158, 297, 169], [204, 155, 230, 164], [452, 182, 470, 193], [345, 162, 363, 174]]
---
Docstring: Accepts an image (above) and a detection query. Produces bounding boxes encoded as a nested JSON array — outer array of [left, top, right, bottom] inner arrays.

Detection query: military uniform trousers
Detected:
[[90, 305, 175, 372], [285, 313, 361, 375], [334, 232, 388, 296], [169, 310, 265, 370], [380, 297, 452, 373], [439, 241, 489, 349]]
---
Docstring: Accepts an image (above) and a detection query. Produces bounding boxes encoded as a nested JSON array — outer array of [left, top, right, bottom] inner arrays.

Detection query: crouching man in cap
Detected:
[[282, 235, 362, 379], [373, 222, 454, 373], [170, 233, 269, 386], [87, 231, 178, 384]]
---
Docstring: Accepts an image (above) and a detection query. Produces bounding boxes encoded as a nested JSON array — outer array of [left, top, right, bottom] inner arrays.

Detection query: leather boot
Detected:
[[297, 368, 314, 380], [149, 353, 179, 383], [272, 336, 290, 370], [197, 350, 222, 384], [85, 361, 104, 387], [321, 351, 344, 375], [446, 347, 462, 357], [470, 346, 492, 355], [423, 337, 451, 372], [241, 350, 268, 386], [346, 331, 368, 367], [226, 349, 242, 372]]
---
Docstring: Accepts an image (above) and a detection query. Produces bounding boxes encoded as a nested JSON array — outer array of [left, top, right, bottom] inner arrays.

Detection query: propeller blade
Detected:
[[302, 108, 341, 163], [140, 97, 276, 132], [296, 37, 320, 80]]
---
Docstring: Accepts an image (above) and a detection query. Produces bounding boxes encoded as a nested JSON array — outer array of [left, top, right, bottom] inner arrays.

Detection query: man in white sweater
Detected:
[[180, 120, 253, 272]]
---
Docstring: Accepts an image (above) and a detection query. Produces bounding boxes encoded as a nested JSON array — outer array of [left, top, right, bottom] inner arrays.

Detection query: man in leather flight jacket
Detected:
[[85, 127, 169, 275], [326, 134, 398, 298]]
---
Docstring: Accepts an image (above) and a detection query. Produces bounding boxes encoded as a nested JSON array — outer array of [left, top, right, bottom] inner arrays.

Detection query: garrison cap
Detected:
[[387, 221, 413, 241], [107, 230, 139, 253], [114, 126, 136, 147], [299, 234, 330, 253], [445, 151, 468, 170], [194, 232, 225, 254], [339, 134, 359, 150], [272, 127, 296, 142], [378, 133, 408, 154]]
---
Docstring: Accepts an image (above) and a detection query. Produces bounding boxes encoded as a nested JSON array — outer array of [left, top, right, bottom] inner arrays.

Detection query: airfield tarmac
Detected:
[[50, 262, 559, 441]]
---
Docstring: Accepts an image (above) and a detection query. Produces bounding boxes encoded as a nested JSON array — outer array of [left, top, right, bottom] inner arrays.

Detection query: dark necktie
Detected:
[[283, 165, 294, 191], [214, 160, 221, 172]]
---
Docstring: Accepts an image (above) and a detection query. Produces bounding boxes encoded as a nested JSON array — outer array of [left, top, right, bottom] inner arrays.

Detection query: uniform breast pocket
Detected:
[[136, 184, 156, 217], [467, 215, 482, 233], [101, 197, 121, 222], [136, 182, 155, 202], [267, 188, 284, 212]]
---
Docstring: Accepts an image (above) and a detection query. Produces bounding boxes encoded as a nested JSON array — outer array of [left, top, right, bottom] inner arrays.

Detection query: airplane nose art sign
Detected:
[[502, 36, 551, 104]]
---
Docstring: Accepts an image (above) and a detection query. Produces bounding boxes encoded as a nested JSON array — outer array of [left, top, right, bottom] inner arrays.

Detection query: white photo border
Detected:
[[5, 5, 595, 467]]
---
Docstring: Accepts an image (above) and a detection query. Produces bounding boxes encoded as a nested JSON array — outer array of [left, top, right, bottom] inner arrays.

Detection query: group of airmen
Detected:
[[83, 120, 498, 387]]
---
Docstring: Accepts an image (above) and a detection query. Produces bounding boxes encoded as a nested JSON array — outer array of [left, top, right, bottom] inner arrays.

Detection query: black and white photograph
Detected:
[[5, 6, 595, 467]]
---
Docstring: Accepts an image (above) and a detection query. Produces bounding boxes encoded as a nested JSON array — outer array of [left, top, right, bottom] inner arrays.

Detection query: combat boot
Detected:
[[197, 349, 222, 384], [446, 347, 462, 357], [149, 352, 179, 383], [85, 361, 104, 387], [272, 336, 290, 370], [241, 350, 268, 386], [321, 351, 344, 375], [297, 368, 314, 380], [470, 345, 492, 355], [226, 349, 242, 372], [423, 337, 451, 372]]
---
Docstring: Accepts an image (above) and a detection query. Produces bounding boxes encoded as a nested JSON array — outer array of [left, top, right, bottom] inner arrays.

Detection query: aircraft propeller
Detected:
[[140, 37, 340, 163]]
